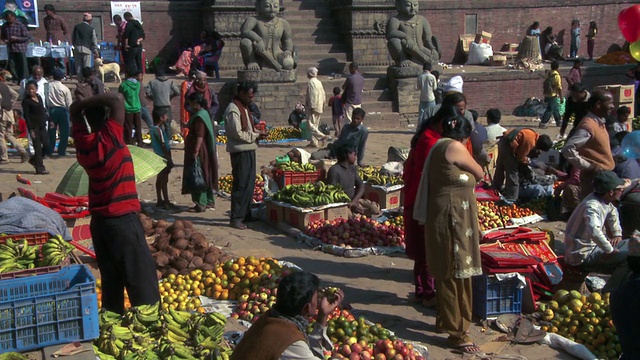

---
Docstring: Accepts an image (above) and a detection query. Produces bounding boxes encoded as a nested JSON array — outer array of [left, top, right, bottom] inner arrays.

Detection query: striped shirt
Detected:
[[72, 118, 140, 217], [564, 194, 622, 266]]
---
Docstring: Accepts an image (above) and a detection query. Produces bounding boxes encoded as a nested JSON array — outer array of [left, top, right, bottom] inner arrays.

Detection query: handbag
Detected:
[[184, 157, 207, 193]]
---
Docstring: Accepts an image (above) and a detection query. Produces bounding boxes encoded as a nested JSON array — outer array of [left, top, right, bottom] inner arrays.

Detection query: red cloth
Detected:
[[403, 127, 442, 208], [16, 118, 27, 138], [72, 118, 140, 217]]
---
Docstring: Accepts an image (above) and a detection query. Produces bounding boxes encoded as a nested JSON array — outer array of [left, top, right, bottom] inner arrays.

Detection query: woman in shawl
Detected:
[[182, 92, 218, 212], [179, 70, 198, 138], [403, 93, 467, 307], [185, 71, 219, 121], [413, 115, 483, 355]]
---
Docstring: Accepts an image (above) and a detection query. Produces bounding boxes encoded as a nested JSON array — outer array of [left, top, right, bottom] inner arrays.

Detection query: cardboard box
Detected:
[[596, 84, 635, 117], [325, 205, 351, 221], [459, 34, 476, 54], [364, 185, 403, 209], [474, 31, 492, 44], [283, 207, 325, 231], [490, 55, 507, 66], [265, 201, 284, 224]]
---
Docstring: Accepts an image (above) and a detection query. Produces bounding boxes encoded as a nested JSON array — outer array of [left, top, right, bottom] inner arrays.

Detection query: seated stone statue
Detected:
[[386, 0, 440, 67], [239, 0, 296, 71]]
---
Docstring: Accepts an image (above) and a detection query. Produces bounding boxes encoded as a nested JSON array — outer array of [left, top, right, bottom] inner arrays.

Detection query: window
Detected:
[[465, 14, 477, 35]]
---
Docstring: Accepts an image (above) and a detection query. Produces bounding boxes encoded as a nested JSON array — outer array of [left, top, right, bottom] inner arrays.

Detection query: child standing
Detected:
[[150, 107, 176, 209], [570, 19, 581, 58], [328, 86, 343, 137], [118, 68, 143, 146]]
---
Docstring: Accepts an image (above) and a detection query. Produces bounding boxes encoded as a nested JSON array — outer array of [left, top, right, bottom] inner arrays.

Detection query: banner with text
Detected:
[[110, 1, 142, 25], [0, 0, 39, 28]]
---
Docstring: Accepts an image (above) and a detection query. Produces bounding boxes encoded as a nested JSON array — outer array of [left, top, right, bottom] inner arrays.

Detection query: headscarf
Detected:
[[187, 71, 213, 109], [307, 67, 318, 77]]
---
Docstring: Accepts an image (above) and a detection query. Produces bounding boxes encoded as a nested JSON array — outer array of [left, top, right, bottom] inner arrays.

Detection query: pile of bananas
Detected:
[[264, 127, 302, 142], [94, 303, 230, 360], [216, 135, 227, 144], [357, 165, 381, 181], [40, 235, 76, 266], [0, 235, 73, 273], [272, 182, 351, 207], [358, 165, 403, 186], [171, 134, 184, 144], [276, 162, 317, 172], [218, 174, 264, 195]]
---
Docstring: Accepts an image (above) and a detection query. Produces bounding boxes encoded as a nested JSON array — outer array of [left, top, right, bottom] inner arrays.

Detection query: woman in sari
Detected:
[[413, 114, 484, 355], [170, 31, 211, 76], [403, 93, 468, 306], [182, 92, 218, 212]]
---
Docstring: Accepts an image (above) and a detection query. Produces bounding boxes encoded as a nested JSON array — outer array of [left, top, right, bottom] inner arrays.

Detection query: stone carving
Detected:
[[239, 0, 296, 71], [385, 0, 440, 68]]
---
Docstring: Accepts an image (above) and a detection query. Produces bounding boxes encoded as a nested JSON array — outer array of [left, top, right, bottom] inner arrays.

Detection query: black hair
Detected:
[[352, 107, 366, 119], [336, 145, 356, 162], [441, 115, 472, 141], [422, 62, 432, 71], [152, 107, 170, 124], [3, 11, 15, 19], [155, 64, 167, 77], [112, 14, 122, 21], [589, 21, 598, 31], [486, 108, 501, 124], [273, 272, 319, 317], [187, 92, 208, 109], [44, 4, 55, 12], [617, 106, 631, 116], [84, 105, 109, 131], [573, 59, 582, 66], [349, 62, 359, 70], [81, 67, 93, 79], [469, 109, 478, 122], [570, 83, 586, 93], [26, 80, 38, 90], [13, 108, 21, 117], [550, 61, 560, 70], [543, 26, 553, 34], [126, 66, 141, 78], [411, 92, 467, 148], [536, 135, 553, 152], [333, 86, 341, 95], [123, 12, 133, 19], [52, 69, 65, 81], [237, 81, 258, 95], [588, 90, 611, 109], [532, 21, 539, 28], [431, 70, 440, 81]]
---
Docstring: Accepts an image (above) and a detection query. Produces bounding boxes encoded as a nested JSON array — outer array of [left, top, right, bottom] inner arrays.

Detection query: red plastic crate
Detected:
[[275, 170, 322, 188], [0, 232, 50, 246]]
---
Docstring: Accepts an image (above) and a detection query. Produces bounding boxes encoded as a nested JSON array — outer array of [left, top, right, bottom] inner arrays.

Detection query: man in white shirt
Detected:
[[18, 65, 48, 101], [46, 69, 73, 156], [417, 62, 436, 121], [564, 170, 630, 292], [485, 108, 507, 142]]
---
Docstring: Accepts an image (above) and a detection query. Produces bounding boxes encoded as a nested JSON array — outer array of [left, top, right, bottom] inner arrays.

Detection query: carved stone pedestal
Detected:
[[387, 66, 422, 115], [237, 69, 297, 83]]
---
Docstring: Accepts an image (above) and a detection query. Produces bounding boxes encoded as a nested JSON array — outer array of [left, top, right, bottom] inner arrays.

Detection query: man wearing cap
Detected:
[[492, 128, 553, 204], [305, 67, 328, 148], [342, 62, 364, 123], [0, 11, 29, 83], [72, 13, 99, 81], [46, 69, 72, 157], [561, 90, 615, 199], [564, 170, 630, 292]]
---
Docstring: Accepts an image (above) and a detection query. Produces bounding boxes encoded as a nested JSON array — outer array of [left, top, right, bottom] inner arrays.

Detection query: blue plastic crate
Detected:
[[0, 264, 99, 352], [472, 275, 522, 319]]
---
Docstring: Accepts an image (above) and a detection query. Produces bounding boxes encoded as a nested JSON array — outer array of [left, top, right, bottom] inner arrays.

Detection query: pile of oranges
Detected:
[[96, 278, 131, 310]]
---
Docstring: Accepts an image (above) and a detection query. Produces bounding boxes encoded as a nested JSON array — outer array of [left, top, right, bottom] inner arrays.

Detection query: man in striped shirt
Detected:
[[71, 93, 160, 314], [564, 170, 630, 292]]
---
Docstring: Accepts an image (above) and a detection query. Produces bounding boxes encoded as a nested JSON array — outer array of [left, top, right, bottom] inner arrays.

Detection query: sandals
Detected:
[[187, 204, 206, 213], [449, 336, 482, 355]]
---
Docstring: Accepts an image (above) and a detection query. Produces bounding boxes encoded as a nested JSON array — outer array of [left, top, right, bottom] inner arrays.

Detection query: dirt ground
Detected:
[[1, 115, 577, 360]]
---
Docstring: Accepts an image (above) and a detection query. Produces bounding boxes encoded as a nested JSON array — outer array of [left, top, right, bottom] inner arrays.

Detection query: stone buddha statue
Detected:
[[239, 0, 296, 71], [385, 0, 440, 68]]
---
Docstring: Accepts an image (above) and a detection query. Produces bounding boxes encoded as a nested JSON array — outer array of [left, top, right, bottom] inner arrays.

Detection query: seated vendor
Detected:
[[288, 102, 306, 129], [326, 145, 366, 213], [310, 108, 368, 166], [564, 170, 630, 292], [230, 272, 344, 360]]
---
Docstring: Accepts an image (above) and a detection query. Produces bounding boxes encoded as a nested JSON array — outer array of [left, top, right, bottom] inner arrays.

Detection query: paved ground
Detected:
[[2, 116, 577, 359]]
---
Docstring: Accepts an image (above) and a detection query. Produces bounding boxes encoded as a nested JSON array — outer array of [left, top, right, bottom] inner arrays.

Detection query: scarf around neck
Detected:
[[233, 98, 254, 133], [191, 82, 212, 109], [269, 308, 310, 345]]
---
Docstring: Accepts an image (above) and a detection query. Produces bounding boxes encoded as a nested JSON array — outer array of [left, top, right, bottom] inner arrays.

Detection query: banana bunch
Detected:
[[39, 235, 75, 267], [357, 165, 380, 181], [366, 174, 404, 186], [96, 302, 230, 360], [171, 134, 184, 144], [216, 135, 227, 144], [277, 162, 317, 172], [272, 183, 351, 207], [142, 134, 151, 141], [264, 127, 302, 142], [0, 238, 38, 273]]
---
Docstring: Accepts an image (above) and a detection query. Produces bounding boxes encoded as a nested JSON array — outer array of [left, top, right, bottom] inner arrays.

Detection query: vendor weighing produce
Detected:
[[71, 93, 160, 314]]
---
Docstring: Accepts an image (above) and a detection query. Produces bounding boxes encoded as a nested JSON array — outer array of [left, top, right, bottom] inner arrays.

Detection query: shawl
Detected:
[[189, 81, 213, 109], [188, 108, 216, 158], [413, 138, 452, 225], [233, 98, 254, 132]]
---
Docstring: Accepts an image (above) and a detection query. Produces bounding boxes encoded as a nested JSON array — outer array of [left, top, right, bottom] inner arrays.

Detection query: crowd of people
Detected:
[[528, 19, 598, 61]]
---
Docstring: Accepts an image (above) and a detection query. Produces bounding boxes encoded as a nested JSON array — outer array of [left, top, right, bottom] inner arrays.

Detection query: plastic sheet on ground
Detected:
[[297, 232, 405, 258], [269, 199, 349, 212], [539, 333, 596, 360], [217, 138, 306, 146]]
